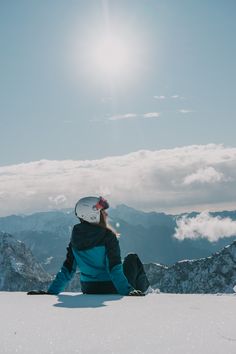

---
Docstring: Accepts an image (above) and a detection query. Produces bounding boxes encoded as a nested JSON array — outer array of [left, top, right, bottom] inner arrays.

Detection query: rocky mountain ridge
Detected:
[[0, 232, 52, 291], [145, 240, 236, 293]]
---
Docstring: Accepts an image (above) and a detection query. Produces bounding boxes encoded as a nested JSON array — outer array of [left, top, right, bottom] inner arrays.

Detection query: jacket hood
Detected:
[[71, 222, 108, 250]]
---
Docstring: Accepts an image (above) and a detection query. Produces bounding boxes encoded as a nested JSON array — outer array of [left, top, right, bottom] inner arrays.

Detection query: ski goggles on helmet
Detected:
[[94, 196, 109, 211]]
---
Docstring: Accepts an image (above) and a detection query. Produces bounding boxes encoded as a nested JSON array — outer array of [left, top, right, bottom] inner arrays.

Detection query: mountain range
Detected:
[[1, 230, 236, 293], [0, 205, 235, 275]]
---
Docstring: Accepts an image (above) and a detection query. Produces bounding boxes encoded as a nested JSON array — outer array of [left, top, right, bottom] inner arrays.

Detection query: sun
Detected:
[[92, 34, 131, 78], [70, 25, 145, 86], [88, 31, 134, 81]]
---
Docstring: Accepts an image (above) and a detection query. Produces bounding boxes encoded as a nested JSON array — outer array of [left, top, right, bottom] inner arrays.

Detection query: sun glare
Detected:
[[91, 34, 131, 79], [70, 24, 146, 87]]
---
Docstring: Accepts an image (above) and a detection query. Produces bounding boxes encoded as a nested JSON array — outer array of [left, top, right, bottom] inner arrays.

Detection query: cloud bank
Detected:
[[174, 212, 236, 242], [0, 144, 236, 216]]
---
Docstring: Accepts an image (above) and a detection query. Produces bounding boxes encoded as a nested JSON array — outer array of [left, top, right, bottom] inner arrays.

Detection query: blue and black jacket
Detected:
[[48, 221, 133, 295]]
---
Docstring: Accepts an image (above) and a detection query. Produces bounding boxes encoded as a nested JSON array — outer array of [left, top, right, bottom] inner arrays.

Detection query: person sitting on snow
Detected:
[[28, 196, 150, 296]]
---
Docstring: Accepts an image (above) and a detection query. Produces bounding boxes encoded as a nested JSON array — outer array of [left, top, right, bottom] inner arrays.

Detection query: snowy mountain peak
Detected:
[[0, 232, 52, 291], [145, 240, 236, 293]]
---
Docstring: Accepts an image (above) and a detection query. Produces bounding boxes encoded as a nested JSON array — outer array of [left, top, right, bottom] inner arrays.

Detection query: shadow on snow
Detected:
[[54, 293, 123, 309]]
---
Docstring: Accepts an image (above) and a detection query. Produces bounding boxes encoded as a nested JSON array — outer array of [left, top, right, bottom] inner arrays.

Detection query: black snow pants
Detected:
[[123, 253, 150, 292], [81, 253, 150, 294]]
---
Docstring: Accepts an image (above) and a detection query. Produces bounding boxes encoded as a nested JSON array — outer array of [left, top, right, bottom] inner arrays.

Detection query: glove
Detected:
[[128, 289, 145, 296], [27, 290, 51, 295]]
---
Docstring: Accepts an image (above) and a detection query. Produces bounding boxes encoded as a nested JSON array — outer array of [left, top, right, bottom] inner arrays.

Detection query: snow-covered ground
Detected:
[[1, 292, 236, 354]]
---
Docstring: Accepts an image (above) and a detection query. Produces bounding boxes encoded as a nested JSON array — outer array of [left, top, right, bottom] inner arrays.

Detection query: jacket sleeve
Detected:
[[105, 231, 133, 295], [47, 242, 77, 295]]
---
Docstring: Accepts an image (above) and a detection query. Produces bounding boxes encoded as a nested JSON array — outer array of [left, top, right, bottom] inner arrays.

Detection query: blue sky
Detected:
[[1, 0, 236, 166]]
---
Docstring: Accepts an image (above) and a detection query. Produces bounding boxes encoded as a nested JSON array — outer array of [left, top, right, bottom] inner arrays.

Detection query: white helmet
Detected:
[[74, 196, 109, 223]]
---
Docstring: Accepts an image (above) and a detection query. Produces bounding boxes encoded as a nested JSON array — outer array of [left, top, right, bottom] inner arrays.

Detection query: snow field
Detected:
[[1, 292, 236, 354]]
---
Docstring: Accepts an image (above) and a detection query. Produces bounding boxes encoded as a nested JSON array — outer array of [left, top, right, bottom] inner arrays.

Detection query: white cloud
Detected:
[[143, 112, 160, 118], [154, 95, 166, 100], [108, 112, 160, 121], [183, 167, 226, 185], [179, 109, 193, 114], [48, 195, 67, 206], [174, 211, 236, 242], [154, 94, 184, 100], [108, 113, 137, 121], [0, 144, 236, 216]]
